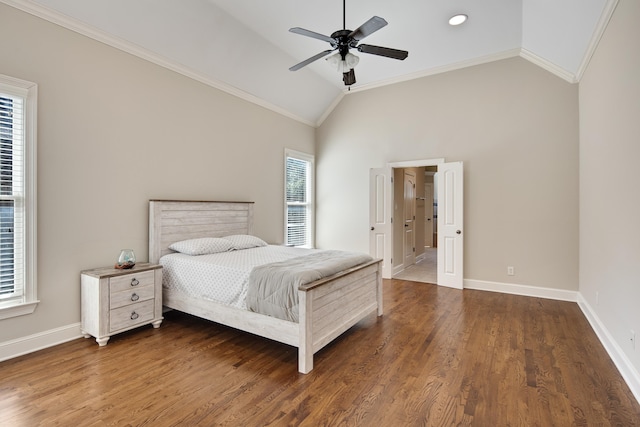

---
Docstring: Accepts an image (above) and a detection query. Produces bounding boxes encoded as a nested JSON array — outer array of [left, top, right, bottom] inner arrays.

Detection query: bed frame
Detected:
[[149, 200, 383, 373]]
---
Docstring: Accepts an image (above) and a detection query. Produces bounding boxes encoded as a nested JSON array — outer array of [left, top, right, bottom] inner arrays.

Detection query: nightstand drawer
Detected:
[[110, 285, 155, 309], [109, 270, 155, 293], [110, 299, 155, 332]]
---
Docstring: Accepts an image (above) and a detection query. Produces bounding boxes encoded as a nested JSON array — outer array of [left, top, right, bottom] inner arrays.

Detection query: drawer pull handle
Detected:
[[131, 293, 139, 302], [130, 278, 139, 286], [130, 311, 139, 320]]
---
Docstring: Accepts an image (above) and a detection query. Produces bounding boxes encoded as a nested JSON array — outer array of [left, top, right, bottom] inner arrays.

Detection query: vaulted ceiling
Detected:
[[5, 0, 615, 126]]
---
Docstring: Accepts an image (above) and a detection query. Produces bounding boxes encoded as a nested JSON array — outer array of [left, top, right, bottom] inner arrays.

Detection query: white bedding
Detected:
[[160, 245, 314, 310]]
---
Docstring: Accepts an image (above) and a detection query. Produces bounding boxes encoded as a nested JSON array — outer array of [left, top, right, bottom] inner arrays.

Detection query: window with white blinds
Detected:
[[285, 149, 314, 247], [0, 74, 37, 318]]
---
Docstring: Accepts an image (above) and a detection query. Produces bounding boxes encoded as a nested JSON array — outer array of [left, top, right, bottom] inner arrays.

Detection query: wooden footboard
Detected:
[[298, 259, 382, 373]]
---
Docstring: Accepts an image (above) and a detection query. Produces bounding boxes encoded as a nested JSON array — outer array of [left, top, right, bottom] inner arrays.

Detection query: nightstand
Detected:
[[81, 263, 163, 346]]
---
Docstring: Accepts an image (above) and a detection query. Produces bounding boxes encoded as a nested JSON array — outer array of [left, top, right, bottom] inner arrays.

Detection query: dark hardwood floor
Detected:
[[1, 279, 639, 426]]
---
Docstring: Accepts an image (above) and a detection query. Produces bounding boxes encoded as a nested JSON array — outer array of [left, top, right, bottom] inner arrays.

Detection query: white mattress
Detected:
[[160, 245, 314, 310]]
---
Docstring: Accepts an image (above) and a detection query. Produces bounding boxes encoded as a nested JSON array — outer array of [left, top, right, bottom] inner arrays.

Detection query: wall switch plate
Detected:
[[507, 266, 515, 276]]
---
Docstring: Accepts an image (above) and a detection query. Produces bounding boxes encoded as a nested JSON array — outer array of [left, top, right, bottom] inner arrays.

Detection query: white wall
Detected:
[[579, 0, 640, 381], [0, 3, 314, 344], [316, 57, 579, 291]]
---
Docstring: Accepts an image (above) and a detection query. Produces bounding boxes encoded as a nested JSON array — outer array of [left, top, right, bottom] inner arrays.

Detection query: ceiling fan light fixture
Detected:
[[326, 52, 359, 73], [344, 52, 359, 69], [449, 14, 468, 26]]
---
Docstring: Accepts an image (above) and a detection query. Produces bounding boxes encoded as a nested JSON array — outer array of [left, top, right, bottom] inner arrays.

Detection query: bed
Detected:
[[149, 200, 383, 373]]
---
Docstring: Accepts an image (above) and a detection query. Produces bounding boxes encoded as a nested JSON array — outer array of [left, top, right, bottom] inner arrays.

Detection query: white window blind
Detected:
[[285, 149, 314, 247], [0, 93, 25, 301], [0, 74, 37, 317]]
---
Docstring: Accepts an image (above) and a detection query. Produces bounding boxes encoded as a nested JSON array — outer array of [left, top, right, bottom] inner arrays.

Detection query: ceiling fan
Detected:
[[288, 0, 409, 86]]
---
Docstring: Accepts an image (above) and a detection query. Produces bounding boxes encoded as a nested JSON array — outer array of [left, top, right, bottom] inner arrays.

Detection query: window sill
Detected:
[[0, 301, 40, 320]]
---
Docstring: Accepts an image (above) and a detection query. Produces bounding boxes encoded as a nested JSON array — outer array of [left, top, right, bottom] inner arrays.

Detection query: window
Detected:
[[284, 149, 314, 247], [0, 74, 37, 319]]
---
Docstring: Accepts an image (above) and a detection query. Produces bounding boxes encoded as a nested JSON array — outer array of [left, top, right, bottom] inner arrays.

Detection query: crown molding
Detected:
[[319, 47, 581, 124], [0, 0, 316, 127], [519, 48, 577, 83], [344, 49, 523, 95], [574, 0, 619, 82]]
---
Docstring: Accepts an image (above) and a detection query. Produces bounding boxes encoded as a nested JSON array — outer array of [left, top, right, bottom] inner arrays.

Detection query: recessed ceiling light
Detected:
[[449, 14, 468, 26]]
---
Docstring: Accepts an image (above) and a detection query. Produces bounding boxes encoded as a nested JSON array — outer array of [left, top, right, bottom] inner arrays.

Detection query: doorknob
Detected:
[[456, 230, 462, 234], [404, 224, 409, 227], [370, 227, 374, 231]]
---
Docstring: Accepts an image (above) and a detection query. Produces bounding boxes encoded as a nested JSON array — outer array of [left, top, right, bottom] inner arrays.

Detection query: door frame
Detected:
[[370, 157, 464, 287], [389, 159, 444, 279], [385, 158, 463, 288]]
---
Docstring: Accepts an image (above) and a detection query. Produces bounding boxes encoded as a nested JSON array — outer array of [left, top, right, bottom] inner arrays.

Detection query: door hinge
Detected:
[[413, 247, 415, 252]]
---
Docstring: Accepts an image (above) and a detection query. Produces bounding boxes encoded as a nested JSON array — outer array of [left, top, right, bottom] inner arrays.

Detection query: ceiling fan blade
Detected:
[[289, 49, 335, 71], [357, 44, 408, 60], [289, 27, 336, 45], [348, 16, 388, 41]]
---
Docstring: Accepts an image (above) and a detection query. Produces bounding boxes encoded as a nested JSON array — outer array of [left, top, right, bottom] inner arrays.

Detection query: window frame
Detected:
[[284, 149, 314, 248], [0, 74, 38, 320]]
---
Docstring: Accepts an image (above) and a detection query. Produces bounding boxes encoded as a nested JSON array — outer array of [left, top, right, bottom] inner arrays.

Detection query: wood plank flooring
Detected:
[[1, 279, 639, 426]]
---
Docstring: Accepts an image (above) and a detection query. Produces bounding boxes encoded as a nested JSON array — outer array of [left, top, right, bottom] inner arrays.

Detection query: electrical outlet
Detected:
[[631, 330, 636, 350], [507, 266, 515, 276]]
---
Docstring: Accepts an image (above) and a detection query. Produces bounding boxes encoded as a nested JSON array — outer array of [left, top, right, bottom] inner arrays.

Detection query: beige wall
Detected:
[[579, 0, 640, 373], [316, 57, 579, 290], [0, 4, 314, 342]]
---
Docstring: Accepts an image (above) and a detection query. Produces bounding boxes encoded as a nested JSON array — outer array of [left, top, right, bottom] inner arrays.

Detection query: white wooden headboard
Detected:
[[148, 200, 254, 263]]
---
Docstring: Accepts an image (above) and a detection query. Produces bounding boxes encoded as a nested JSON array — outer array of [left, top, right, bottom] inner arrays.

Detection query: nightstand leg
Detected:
[[152, 318, 163, 329], [96, 337, 110, 346]]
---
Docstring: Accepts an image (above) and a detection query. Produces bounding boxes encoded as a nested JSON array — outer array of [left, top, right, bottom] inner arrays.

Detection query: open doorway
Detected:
[[393, 166, 438, 284], [369, 158, 463, 288]]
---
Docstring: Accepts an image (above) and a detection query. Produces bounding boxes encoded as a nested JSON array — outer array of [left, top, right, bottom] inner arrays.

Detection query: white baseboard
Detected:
[[464, 278, 578, 302], [577, 294, 640, 404], [0, 323, 83, 362]]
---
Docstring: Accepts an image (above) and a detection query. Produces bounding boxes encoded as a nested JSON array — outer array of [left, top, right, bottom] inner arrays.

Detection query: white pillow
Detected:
[[169, 237, 234, 255], [224, 234, 268, 250]]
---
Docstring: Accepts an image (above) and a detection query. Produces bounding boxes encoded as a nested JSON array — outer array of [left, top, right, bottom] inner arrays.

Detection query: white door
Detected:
[[403, 171, 416, 267], [437, 161, 464, 289], [369, 168, 393, 278]]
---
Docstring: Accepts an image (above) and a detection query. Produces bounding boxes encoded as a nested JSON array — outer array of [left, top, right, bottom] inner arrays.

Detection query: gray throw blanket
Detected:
[[246, 250, 373, 322]]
